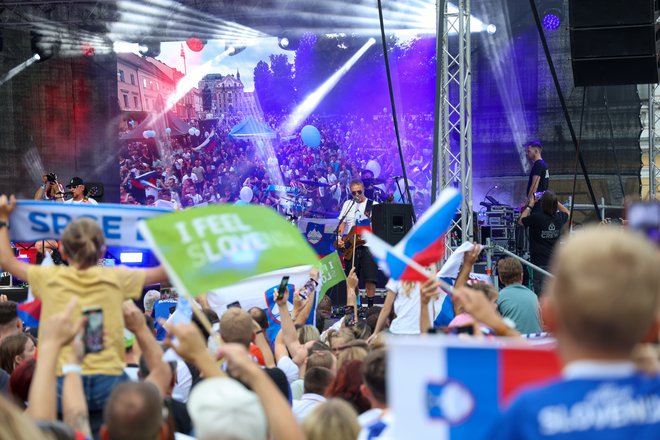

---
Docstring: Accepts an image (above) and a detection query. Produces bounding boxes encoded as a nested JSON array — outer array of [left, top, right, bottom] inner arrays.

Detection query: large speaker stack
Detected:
[[569, 0, 660, 86]]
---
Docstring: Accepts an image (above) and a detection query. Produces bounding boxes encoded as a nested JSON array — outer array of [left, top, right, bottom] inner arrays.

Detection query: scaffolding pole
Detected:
[[438, 0, 473, 255], [648, 84, 660, 200]]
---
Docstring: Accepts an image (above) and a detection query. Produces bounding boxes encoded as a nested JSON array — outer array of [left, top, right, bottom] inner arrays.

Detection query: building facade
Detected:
[[198, 71, 261, 117]]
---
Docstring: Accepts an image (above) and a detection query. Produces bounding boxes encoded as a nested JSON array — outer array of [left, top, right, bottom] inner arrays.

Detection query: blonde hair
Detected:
[[400, 281, 415, 297], [298, 324, 320, 344], [302, 398, 360, 440], [550, 226, 660, 352], [61, 218, 105, 269], [0, 397, 52, 440], [336, 341, 369, 369]]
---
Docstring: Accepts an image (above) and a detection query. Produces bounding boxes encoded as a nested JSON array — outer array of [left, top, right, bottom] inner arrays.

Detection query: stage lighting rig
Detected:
[[226, 42, 246, 56], [30, 31, 60, 63], [139, 40, 161, 58], [278, 33, 301, 51], [541, 0, 564, 31]]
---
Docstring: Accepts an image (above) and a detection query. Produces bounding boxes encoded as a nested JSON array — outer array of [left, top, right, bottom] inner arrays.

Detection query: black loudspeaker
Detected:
[[371, 204, 414, 245], [569, 0, 660, 86]]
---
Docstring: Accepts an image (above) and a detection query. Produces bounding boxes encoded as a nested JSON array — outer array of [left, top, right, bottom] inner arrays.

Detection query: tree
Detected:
[[269, 54, 296, 113], [253, 60, 274, 113]]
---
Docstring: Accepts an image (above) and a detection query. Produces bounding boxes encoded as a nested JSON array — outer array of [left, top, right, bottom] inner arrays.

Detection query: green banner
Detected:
[[139, 205, 319, 296], [318, 252, 346, 302]]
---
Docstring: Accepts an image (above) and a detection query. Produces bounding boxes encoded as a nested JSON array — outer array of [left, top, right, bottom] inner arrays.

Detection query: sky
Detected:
[[155, 38, 290, 92]]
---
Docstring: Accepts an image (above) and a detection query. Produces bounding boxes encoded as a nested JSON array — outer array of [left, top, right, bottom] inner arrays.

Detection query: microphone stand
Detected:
[[333, 198, 358, 243]]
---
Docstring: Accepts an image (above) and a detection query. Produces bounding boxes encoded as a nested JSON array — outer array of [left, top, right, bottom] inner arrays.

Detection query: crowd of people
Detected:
[[118, 113, 435, 217], [1, 185, 659, 439]]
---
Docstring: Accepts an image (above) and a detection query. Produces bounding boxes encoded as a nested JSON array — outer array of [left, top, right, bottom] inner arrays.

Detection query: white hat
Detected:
[[187, 377, 267, 440]]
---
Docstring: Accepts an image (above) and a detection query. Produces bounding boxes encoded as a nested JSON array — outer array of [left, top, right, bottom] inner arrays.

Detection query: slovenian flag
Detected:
[[131, 170, 160, 190], [364, 189, 462, 282], [17, 300, 41, 328], [204, 133, 220, 154], [389, 337, 562, 440], [354, 210, 373, 235]]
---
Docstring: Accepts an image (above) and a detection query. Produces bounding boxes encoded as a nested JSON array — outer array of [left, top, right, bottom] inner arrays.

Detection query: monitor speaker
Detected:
[[371, 204, 414, 245]]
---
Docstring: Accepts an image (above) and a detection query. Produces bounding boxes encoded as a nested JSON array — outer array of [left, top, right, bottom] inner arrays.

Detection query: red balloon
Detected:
[[186, 38, 204, 52]]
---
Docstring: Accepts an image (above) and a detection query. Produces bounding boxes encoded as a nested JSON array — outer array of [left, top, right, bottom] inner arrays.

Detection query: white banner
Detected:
[[9, 200, 169, 249]]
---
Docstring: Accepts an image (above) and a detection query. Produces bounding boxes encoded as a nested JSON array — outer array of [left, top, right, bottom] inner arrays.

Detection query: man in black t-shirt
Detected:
[[518, 190, 569, 296], [524, 141, 549, 208]]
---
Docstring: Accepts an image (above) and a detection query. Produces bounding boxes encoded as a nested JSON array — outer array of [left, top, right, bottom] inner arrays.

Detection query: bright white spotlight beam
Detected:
[[282, 37, 376, 134], [0, 56, 39, 87], [165, 48, 233, 112]]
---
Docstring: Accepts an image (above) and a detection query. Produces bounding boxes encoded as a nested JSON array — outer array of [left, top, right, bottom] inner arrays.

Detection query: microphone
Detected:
[[392, 175, 403, 180]]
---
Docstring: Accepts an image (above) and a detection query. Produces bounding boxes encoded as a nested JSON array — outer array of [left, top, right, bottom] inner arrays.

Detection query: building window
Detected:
[[118, 70, 125, 82], [130, 74, 135, 85], [123, 94, 129, 108], [133, 96, 139, 108], [143, 78, 147, 88]]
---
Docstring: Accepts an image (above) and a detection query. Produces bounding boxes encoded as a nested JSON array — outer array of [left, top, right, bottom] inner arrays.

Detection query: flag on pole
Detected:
[[131, 170, 160, 190], [364, 189, 462, 281], [138, 204, 319, 297], [318, 252, 346, 302]]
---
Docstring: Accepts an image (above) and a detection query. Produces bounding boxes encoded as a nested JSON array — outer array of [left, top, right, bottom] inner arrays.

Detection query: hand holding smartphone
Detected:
[[276, 276, 290, 301], [82, 306, 104, 354], [344, 305, 356, 327]]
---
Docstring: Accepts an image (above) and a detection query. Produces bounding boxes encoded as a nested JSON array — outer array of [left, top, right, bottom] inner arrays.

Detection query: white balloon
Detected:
[[143, 131, 150, 139], [194, 128, 201, 136], [188, 127, 196, 136], [365, 160, 381, 178], [239, 186, 253, 203]]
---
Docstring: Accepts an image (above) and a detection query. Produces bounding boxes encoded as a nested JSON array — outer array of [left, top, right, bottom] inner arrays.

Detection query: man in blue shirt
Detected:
[[496, 257, 542, 334], [492, 226, 660, 439]]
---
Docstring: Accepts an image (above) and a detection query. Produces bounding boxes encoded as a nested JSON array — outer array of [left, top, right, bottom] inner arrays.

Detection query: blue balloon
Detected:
[[301, 125, 321, 148]]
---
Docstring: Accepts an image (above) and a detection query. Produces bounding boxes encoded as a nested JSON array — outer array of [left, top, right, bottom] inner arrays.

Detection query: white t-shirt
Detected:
[[153, 199, 178, 210], [277, 356, 300, 384], [384, 280, 439, 335], [339, 198, 378, 231], [64, 197, 98, 205], [292, 393, 326, 423]]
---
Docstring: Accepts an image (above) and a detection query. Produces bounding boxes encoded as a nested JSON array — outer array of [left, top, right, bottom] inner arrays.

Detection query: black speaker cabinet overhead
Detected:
[[569, 0, 660, 86], [371, 204, 414, 246]]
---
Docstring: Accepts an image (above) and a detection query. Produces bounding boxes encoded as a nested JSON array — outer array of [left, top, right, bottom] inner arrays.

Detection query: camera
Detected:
[[46, 173, 58, 183]]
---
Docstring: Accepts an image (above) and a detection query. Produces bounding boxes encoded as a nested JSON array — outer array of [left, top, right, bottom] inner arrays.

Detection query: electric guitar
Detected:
[[334, 226, 366, 260]]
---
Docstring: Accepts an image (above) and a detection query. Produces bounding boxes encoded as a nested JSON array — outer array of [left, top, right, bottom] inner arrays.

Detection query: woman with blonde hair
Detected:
[[302, 398, 360, 440]]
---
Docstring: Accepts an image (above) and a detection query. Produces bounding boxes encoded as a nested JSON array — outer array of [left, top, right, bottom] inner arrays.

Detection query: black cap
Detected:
[[66, 177, 84, 188]]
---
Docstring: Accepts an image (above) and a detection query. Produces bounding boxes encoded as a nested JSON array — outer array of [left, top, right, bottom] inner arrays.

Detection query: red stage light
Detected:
[[186, 38, 204, 52]]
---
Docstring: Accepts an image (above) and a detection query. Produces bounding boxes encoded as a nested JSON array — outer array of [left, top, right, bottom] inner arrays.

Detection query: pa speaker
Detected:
[[569, 0, 660, 86], [371, 204, 414, 245]]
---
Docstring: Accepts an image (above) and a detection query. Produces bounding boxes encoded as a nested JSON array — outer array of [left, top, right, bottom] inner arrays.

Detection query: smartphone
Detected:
[[627, 200, 660, 246], [82, 306, 104, 354], [300, 278, 317, 301], [227, 300, 242, 309], [277, 276, 290, 301], [344, 305, 356, 327]]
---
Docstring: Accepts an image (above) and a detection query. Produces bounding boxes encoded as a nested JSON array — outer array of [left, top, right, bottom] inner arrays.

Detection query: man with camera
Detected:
[[34, 173, 65, 201]]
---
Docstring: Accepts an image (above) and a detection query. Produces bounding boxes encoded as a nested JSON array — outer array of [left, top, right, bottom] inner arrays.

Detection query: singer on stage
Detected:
[[336, 179, 379, 308]]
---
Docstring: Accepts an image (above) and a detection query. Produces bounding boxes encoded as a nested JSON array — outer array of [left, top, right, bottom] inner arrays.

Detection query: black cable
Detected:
[[528, 0, 602, 221], [376, 0, 416, 222], [568, 87, 587, 227], [603, 88, 627, 199]]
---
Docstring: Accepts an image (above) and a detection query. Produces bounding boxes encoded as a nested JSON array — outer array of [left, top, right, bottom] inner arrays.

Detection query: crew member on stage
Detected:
[[523, 141, 549, 209], [360, 169, 386, 203], [336, 179, 379, 308], [64, 177, 98, 205]]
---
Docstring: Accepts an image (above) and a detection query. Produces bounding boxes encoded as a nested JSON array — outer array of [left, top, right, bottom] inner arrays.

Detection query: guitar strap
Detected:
[[365, 199, 374, 219]]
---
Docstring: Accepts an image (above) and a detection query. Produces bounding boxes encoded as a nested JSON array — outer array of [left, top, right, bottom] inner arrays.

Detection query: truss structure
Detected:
[[647, 84, 660, 200], [438, 0, 473, 253]]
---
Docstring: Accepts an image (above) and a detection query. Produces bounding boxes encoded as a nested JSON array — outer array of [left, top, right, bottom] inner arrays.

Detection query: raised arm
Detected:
[[218, 344, 305, 440], [455, 244, 482, 289], [252, 319, 275, 368], [142, 266, 169, 286], [163, 321, 225, 379], [27, 299, 84, 421], [63, 332, 92, 437], [420, 277, 440, 333], [0, 195, 30, 282], [123, 301, 172, 396], [274, 287, 303, 361]]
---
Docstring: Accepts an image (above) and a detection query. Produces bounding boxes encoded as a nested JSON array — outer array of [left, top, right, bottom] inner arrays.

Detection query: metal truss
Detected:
[[646, 84, 660, 200], [439, 0, 473, 253]]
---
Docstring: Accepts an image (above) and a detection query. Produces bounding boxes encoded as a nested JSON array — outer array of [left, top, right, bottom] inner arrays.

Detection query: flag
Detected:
[[204, 133, 220, 155], [354, 210, 373, 235], [131, 170, 159, 190], [389, 337, 562, 440], [17, 300, 41, 328], [139, 204, 319, 297], [303, 221, 336, 256], [205, 265, 315, 345], [318, 252, 346, 302], [363, 189, 461, 281]]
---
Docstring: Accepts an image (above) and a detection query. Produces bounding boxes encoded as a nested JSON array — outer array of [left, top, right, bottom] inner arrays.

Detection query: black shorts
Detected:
[[344, 246, 379, 283]]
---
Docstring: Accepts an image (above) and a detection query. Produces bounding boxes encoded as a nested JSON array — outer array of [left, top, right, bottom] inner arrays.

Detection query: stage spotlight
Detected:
[[226, 42, 246, 56], [486, 24, 497, 34], [542, 10, 561, 30], [278, 33, 300, 51], [30, 31, 59, 63], [139, 40, 161, 58]]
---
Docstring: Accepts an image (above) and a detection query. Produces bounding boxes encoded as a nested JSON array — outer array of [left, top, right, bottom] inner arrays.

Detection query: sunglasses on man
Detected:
[[351, 190, 363, 195]]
